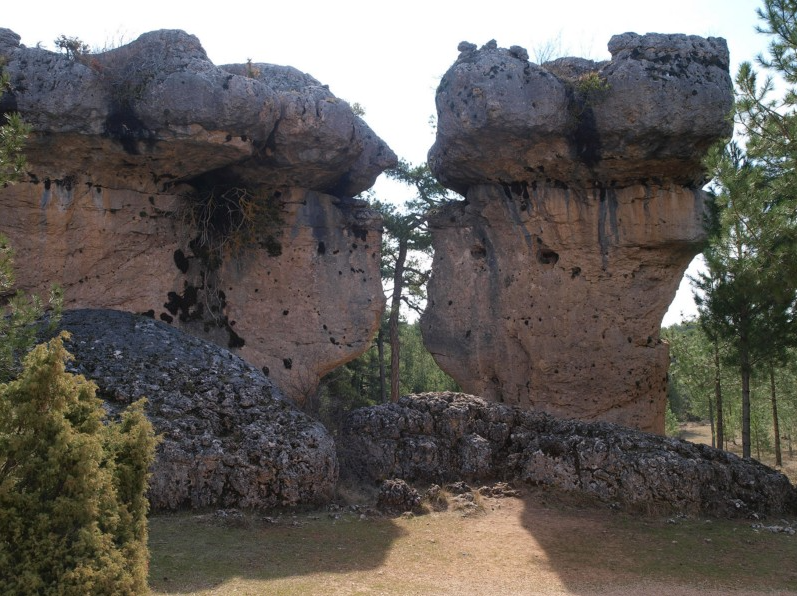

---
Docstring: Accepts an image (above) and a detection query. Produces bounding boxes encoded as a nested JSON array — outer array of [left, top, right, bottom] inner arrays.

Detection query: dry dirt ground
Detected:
[[149, 425, 797, 596]]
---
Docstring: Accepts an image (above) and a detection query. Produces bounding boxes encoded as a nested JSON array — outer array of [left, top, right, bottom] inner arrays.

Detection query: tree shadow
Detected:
[[517, 488, 797, 595], [148, 510, 407, 594]]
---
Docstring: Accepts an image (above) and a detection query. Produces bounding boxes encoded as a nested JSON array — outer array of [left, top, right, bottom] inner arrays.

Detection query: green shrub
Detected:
[[665, 402, 681, 438], [0, 60, 31, 187], [0, 334, 158, 595]]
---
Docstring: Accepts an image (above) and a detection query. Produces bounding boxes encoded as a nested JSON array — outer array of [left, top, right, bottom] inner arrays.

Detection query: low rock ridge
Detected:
[[340, 393, 797, 518], [56, 309, 338, 511]]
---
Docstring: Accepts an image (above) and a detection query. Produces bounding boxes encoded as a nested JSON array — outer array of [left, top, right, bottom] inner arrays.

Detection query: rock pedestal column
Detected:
[[423, 34, 733, 433]]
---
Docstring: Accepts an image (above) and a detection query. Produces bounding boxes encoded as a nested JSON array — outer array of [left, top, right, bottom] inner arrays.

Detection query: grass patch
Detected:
[[149, 510, 407, 594]]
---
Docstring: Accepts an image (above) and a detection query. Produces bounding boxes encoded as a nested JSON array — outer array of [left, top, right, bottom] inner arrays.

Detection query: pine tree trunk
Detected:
[[740, 342, 752, 459], [377, 326, 387, 404], [713, 338, 724, 450], [770, 365, 782, 467], [389, 240, 408, 402], [708, 391, 716, 448]]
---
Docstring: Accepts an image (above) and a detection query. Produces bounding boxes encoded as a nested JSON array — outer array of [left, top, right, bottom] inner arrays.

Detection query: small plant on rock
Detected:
[[575, 70, 610, 101], [54, 35, 90, 60], [245, 58, 261, 79]]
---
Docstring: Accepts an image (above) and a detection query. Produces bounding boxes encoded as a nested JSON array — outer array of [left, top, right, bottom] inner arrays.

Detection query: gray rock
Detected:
[[429, 43, 570, 195], [0, 28, 395, 196], [220, 62, 397, 195], [341, 393, 797, 517], [56, 309, 337, 511], [428, 34, 733, 193], [376, 479, 421, 513], [508, 45, 529, 61], [0, 27, 21, 51]]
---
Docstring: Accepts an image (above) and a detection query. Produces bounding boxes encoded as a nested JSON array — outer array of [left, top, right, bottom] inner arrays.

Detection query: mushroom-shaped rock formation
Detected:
[[0, 28, 396, 402], [422, 34, 733, 433]]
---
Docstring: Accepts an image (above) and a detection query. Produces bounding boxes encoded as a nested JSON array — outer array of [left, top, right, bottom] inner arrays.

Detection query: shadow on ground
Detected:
[[148, 511, 407, 594], [518, 489, 797, 595], [147, 483, 797, 594]]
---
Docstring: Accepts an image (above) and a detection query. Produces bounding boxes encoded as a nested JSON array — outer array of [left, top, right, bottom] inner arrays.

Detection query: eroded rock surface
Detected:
[[423, 34, 734, 432], [429, 34, 732, 193], [57, 309, 337, 510], [0, 28, 393, 401], [341, 393, 797, 518]]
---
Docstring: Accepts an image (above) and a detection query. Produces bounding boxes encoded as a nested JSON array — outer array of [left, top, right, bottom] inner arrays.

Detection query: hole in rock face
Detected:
[[173, 249, 190, 274], [470, 244, 487, 259], [538, 248, 559, 266]]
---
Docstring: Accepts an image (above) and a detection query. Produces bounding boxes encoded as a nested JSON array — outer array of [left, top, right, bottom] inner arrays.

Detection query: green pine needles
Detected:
[[0, 335, 159, 595], [0, 61, 31, 187]]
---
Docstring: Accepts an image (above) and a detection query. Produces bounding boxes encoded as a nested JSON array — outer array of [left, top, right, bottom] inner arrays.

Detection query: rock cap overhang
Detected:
[[0, 27, 397, 197], [429, 33, 733, 195]]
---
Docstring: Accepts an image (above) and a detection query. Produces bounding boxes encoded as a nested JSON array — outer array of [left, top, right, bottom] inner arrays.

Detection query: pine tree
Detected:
[[0, 60, 30, 186], [697, 142, 797, 459], [376, 160, 454, 402], [695, 0, 797, 459]]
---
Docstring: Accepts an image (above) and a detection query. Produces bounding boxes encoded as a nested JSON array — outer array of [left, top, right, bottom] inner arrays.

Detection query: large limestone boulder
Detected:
[[58, 309, 337, 510], [422, 34, 733, 432], [0, 28, 394, 402], [341, 393, 797, 518]]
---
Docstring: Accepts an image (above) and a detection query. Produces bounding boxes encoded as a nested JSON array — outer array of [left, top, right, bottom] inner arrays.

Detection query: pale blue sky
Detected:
[[2, 0, 774, 324]]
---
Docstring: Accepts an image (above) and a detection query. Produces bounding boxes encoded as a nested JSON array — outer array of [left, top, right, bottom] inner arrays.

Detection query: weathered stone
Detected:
[[376, 479, 422, 514], [428, 33, 732, 192], [0, 28, 392, 402], [220, 62, 397, 196], [341, 393, 797, 518], [422, 182, 706, 431], [57, 309, 337, 510], [0, 178, 383, 404], [0, 28, 395, 195], [422, 35, 733, 432]]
